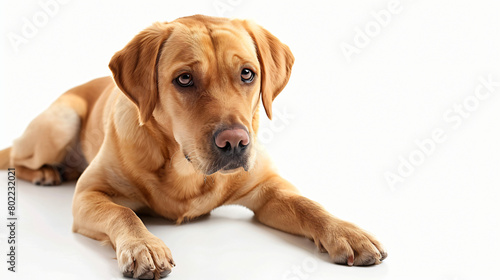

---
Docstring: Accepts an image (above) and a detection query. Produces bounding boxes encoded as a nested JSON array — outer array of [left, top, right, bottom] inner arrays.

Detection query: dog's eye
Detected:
[[175, 73, 193, 87], [241, 68, 254, 83]]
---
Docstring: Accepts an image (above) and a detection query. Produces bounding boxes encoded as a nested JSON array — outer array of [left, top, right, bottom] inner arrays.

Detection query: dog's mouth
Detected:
[[214, 161, 249, 175], [184, 153, 249, 175]]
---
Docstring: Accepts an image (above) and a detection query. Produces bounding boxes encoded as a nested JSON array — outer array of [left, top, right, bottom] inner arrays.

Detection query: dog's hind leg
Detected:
[[10, 94, 86, 185]]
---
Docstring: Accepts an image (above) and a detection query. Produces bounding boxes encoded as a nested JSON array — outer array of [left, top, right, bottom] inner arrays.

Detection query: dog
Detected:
[[0, 15, 387, 279]]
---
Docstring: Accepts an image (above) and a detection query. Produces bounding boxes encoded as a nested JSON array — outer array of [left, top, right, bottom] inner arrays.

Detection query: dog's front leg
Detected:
[[72, 185, 174, 279], [235, 175, 387, 266]]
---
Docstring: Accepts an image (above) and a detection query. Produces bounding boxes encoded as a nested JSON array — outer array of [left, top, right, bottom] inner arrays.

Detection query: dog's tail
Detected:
[[0, 147, 12, 170]]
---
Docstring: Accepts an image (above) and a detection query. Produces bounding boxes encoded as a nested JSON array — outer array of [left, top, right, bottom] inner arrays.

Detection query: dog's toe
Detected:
[[137, 270, 154, 279], [316, 220, 387, 267], [117, 235, 174, 279], [30, 165, 63, 186], [160, 269, 171, 278]]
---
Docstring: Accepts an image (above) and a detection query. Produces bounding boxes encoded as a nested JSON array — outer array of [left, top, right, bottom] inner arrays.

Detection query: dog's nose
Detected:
[[214, 128, 250, 153]]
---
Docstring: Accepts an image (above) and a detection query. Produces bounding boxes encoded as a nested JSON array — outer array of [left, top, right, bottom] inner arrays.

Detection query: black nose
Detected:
[[214, 127, 250, 156]]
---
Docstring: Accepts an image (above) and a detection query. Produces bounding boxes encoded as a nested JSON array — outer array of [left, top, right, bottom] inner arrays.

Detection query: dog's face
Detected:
[[109, 15, 294, 175]]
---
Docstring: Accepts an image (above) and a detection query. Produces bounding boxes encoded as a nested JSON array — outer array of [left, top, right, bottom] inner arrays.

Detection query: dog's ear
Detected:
[[242, 21, 295, 120], [109, 22, 172, 125]]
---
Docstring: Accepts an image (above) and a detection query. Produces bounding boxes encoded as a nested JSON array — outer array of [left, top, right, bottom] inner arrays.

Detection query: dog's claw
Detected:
[[123, 271, 133, 278], [160, 269, 171, 278], [137, 270, 154, 279], [347, 255, 354, 266]]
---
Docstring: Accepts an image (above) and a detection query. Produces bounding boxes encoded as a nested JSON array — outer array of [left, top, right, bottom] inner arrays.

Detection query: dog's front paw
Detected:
[[314, 219, 387, 266], [116, 235, 175, 279]]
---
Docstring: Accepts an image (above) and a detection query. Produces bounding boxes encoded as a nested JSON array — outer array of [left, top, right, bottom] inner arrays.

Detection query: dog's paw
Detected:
[[116, 235, 175, 279], [31, 165, 63, 186], [314, 219, 387, 266]]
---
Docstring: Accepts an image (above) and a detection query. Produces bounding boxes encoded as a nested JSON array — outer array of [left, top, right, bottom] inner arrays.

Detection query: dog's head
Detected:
[[109, 15, 294, 175]]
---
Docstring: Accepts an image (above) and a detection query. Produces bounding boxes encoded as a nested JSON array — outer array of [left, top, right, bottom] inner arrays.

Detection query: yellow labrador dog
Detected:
[[0, 15, 386, 279]]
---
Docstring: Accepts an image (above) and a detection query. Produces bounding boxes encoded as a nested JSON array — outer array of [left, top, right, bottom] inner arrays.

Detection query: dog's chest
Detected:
[[150, 175, 226, 222]]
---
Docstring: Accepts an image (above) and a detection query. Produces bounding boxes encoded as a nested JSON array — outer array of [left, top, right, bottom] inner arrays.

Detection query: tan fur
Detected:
[[0, 147, 11, 169], [1, 15, 386, 279]]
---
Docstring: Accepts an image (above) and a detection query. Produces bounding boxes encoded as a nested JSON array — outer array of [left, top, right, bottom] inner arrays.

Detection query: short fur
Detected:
[[0, 15, 386, 279]]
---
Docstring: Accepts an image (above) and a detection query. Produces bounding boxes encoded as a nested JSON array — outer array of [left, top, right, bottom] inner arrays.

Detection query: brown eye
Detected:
[[175, 73, 193, 87], [241, 68, 254, 83]]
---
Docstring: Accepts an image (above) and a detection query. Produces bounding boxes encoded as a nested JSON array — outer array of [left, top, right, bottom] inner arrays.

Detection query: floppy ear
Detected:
[[242, 21, 295, 120], [109, 22, 172, 125]]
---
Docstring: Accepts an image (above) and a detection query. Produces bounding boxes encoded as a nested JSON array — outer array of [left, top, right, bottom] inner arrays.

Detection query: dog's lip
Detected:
[[183, 149, 249, 175], [218, 169, 237, 175], [205, 162, 248, 175], [220, 165, 248, 174]]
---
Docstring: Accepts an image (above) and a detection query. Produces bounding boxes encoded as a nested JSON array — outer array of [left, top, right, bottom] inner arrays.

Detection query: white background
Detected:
[[1, 0, 500, 279]]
